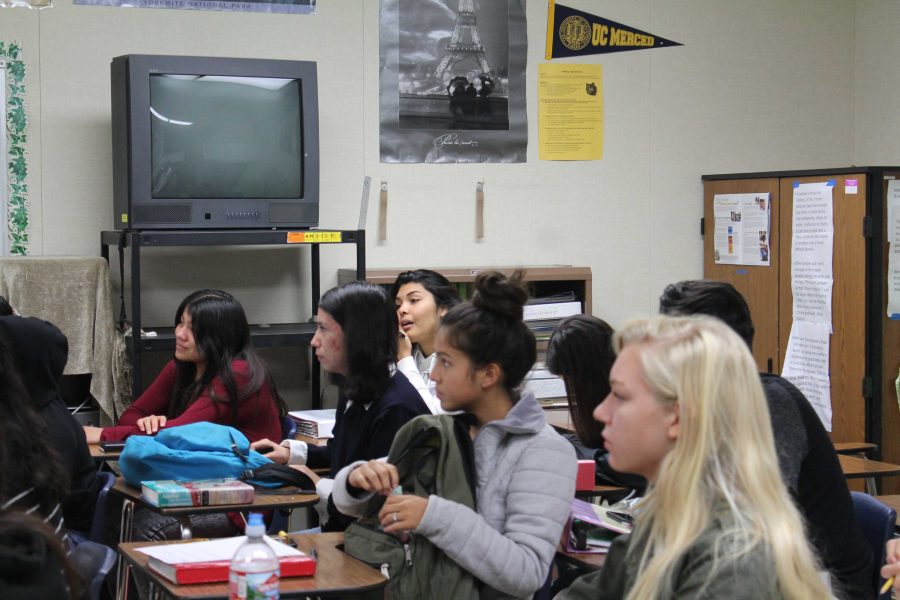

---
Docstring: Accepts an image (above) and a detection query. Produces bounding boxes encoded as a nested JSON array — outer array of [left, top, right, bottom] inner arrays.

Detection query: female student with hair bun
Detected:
[[251, 281, 430, 532], [558, 315, 829, 600], [391, 269, 461, 413], [84, 289, 285, 444], [546, 315, 647, 491], [332, 271, 577, 600]]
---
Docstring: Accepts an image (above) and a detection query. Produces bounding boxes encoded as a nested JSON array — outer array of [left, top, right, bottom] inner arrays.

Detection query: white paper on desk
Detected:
[[523, 376, 566, 399], [791, 182, 834, 281], [782, 321, 832, 431], [137, 535, 303, 565]]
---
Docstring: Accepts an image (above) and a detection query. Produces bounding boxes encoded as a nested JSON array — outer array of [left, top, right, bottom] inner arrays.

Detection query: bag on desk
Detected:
[[119, 422, 276, 487], [344, 414, 479, 600]]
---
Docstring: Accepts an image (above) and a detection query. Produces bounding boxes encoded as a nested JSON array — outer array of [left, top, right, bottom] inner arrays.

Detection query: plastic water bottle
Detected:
[[229, 512, 280, 599]]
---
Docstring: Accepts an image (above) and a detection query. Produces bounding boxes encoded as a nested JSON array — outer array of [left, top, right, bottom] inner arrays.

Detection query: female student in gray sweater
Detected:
[[333, 271, 577, 600]]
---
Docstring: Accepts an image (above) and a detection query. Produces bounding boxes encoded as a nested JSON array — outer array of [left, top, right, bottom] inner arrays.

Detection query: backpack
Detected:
[[344, 414, 480, 600], [119, 422, 280, 487]]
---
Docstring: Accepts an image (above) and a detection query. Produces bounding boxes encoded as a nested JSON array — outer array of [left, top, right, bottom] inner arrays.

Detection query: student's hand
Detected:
[[250, 439, 291, 465], [288, 464, 320, 485], [397, 330, 412, 360], [348, 460, 399, 496], [83, 425, 103, 444], [380, 494, 427, 533], [136, 415, 166, 434], [881, 538, 900, 587]]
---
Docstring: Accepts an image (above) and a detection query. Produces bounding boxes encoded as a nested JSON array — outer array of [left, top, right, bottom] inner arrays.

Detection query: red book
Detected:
[[148, 554, 316, 585]]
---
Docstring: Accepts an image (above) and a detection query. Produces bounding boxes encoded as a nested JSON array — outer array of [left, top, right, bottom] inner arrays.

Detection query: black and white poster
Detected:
[[380, 0, 527, 163]]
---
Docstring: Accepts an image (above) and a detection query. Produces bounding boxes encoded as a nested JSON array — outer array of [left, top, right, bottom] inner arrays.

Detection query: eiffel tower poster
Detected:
[[398, 0, 510, 132], [380, 0, 527, 163]]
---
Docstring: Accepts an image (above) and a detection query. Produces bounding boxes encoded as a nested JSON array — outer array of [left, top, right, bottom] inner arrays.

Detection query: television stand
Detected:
[[100, 228, 365, 408]]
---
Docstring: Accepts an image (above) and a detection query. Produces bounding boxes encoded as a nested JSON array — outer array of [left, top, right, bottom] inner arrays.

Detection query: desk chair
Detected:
[[70, 540, 117, 600], [282, 414, 298, 440], [91, 471, 117, 542], [851, 491, 897, 600], [268, 414, 302, 534]]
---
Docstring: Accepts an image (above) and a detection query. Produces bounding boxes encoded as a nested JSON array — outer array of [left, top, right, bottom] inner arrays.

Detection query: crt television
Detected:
[[111, 54, 319, 230]]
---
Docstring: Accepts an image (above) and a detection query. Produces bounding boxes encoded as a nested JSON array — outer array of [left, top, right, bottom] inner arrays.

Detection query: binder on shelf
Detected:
[[523, 301, 581, 322], [140, 535, 316, 584], [288, 409, 337, 439], [141, 479, 255, 508]]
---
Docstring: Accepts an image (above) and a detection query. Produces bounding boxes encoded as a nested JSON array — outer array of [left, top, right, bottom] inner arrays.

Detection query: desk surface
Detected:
[[111, 478, 319, 515], [118, 532, 386, 599], [89, 443, 121, 461], [838, 455, 900, 479]]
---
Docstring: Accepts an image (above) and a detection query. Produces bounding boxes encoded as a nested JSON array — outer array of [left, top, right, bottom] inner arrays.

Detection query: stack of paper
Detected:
[[139, 535, 316, 584], [288, 409, 337, 439]]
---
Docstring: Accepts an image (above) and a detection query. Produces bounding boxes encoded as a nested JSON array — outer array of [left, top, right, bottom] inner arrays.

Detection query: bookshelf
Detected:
[[337, 266, 592, 315], [338, 266, 592, 408]]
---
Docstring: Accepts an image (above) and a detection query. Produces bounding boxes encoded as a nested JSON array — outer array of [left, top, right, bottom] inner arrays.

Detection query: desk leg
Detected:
[[115, 499, 135, 600]]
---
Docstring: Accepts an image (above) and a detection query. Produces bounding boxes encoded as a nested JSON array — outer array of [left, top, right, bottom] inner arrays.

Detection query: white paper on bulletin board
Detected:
[[887, 180, 900, 319], [712, 193, 771, 266]]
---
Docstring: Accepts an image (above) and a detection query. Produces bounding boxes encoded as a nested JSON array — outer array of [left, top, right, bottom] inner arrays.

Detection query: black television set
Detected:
[[111, 54, 319, 230]]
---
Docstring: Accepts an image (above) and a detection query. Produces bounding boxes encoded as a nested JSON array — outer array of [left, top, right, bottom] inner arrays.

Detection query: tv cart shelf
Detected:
[[101, 228, 366, 407]]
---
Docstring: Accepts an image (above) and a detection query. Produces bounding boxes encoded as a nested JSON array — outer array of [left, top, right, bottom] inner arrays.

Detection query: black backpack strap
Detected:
[[240, 464, 317, 494], [452, 416, 478, 503]]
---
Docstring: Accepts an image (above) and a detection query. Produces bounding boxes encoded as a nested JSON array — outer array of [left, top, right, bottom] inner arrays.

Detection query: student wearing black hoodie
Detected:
[[0, 314, 101, 535]]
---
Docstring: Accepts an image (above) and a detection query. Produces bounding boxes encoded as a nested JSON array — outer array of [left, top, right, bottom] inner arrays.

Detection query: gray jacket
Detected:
[[333, 391, 577, 599]]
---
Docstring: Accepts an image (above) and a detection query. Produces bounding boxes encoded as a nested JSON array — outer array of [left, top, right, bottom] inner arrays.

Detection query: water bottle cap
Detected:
[[246, 512, 266, 536]]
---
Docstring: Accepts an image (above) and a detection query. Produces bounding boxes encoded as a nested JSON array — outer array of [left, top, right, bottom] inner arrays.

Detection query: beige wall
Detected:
[[2, 0, 879, 405]]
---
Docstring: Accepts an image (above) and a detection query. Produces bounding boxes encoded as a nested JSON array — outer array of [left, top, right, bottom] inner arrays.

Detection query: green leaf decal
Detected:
[[2, 40, 28, 255]]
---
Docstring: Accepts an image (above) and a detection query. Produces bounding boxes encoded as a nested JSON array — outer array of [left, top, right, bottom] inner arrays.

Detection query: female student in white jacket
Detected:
[[391, 269, 461, 414], [333, 271, 576, 600]]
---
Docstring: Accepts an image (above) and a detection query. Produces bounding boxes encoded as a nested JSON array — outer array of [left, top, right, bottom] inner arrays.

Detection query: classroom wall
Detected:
[[0, 0, 875, 405]]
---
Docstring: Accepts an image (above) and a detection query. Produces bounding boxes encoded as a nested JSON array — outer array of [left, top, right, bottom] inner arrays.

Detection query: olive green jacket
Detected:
[[556, 515, 784, 600]]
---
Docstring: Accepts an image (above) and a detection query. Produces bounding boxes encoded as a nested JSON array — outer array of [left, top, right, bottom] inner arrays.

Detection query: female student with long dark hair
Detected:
[[546, 315, 646, 491], [0, 326, 70, 545], [391, 269, 461, 413], [250, 281, 429, 531], [332, 271, 577, 599], [558, 316, 829, 599], [84, 289, 285, 444]]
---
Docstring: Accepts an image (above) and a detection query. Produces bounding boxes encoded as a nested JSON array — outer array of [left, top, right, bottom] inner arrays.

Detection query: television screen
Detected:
[[150, 74, 303, 200], [111, 54, 319, 230]]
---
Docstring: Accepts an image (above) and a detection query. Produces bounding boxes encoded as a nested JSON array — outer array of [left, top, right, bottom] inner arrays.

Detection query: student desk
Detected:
[[556, 543, 607, 572], [838, 455, 900, 479], [118, 532, 387, 599], [89, 443, 122, 461], [111, 478, 318, 541], [112, 478, 319, 600]]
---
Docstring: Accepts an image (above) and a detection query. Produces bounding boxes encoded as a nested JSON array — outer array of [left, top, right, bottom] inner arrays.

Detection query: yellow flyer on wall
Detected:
[[538, 63, 603, 161]]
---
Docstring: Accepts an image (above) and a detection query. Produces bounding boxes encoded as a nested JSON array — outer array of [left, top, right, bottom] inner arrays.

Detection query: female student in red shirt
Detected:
[[84, 289, 285, 444]]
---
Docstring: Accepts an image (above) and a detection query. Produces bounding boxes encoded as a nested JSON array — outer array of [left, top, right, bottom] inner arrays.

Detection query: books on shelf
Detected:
[[141, 479, 255, 508], [139, 535, 316, 584], [523, 371, 566, 400], [288, 409, 337, 439], [523, 300, 581, 322]]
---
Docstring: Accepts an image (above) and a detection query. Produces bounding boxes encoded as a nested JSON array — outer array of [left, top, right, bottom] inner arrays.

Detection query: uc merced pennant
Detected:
[[545, 0, 682, 59]]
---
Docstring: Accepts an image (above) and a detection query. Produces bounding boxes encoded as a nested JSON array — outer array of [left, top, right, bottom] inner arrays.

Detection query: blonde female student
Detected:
[[333, 271, 577, 600], [558, 315, 829, 600]]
